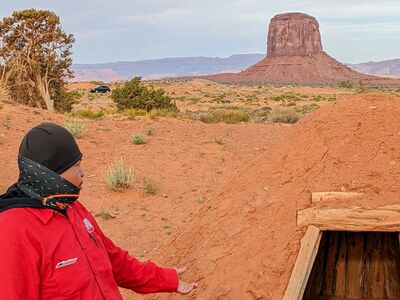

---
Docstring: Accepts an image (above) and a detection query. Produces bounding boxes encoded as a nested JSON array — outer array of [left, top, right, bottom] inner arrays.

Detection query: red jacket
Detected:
[[0, 201, 178, 299]]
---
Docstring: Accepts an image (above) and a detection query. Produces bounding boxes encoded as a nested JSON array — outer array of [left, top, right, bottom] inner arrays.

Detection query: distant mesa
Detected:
[[211, 12, 399, 85], [267, 13, 322, 57], [70, 12, 400, 83]]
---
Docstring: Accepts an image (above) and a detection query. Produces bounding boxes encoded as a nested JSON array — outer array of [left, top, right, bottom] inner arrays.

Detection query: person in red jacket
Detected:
[[0, 123, 197, 299]]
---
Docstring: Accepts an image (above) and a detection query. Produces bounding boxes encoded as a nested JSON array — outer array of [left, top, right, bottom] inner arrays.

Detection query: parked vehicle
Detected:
[[90, 85, 111, 93]]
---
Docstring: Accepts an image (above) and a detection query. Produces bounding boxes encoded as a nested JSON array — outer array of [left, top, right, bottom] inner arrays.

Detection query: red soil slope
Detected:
[[153, 94, 400, 299]]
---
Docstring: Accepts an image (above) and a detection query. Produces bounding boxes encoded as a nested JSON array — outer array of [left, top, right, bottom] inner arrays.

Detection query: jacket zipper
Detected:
[[88, 232, 100, 247]]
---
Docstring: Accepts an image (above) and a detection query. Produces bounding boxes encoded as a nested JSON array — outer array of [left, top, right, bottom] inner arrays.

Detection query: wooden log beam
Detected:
[[311, 192, 364, 203], [283, 225, 322, 300], [298, 205, 400, 232]]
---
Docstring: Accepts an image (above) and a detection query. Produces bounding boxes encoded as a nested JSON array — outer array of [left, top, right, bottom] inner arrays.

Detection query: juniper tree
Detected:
[[0, 9, 74, 111]]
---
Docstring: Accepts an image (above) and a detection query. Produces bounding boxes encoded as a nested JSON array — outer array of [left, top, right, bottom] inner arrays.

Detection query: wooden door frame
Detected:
[[283, 204, 400, 300]]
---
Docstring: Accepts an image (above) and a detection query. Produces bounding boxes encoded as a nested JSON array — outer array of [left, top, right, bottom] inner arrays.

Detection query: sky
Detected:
[[1, 0, 400, 64]]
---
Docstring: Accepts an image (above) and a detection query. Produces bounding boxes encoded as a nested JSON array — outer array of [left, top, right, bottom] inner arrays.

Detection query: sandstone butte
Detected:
[[211, 12, 400, 85]]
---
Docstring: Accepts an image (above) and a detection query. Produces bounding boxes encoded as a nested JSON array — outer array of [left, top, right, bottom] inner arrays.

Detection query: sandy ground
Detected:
[[68, 78, 359, 113], [0, 101, 286, 299], [1, 83, 400, 299], [148, 93, 400, 299]]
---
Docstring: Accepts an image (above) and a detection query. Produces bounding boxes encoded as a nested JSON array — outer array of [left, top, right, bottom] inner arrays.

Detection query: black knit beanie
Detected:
[[19, 123, 83, 174]]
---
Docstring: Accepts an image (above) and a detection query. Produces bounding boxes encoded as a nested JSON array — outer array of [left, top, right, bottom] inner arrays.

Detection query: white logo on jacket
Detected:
[[83, 218, 94, 233], [55, 258, 78, 269]]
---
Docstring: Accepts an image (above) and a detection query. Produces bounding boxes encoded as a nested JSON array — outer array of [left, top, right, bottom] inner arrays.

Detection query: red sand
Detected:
[[150, 94, 400, 299], [1, 94, 400, 299]]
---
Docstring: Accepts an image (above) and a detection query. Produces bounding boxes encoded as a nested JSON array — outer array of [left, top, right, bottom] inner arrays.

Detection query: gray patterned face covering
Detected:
[[17, 155, 80, 211]]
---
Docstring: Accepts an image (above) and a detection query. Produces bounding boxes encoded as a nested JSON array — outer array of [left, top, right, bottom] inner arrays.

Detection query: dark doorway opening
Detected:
[[303, 231, 400, 300]]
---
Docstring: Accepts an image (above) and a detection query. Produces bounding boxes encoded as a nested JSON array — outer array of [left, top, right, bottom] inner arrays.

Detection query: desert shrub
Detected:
[[271, 92, 301, 102], [71, 108, 105, 120], [327, 94, 337, 102], [145, 128, 155, 136], [87, 93, 96, 101], [310, 95, 323, 102], [148, 109, 178, 118], [213, 136, 225, 145], [106, 158, 133, 191], [131, 134, 146, 145], [338, 80, 353, 89], [214, 105, 241, 110], [104, 107, 118, 114], [143, 177, 157, 195], [357, 81, 366, 93], [124, 108, 148, 119], [95, 208, 114, 220], [189, 97, 200, 104], [54, 89, 82, 113], [295, 103, 320, 114], [111, 77, 178, 112], [199, 110, 250, 124], [270, 108, 299, 124], [198, 112, 216, 123], [64, 119, 84, 138]]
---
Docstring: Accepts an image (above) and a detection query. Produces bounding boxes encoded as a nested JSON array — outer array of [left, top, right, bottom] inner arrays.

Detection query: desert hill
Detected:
[[154, 93, 400, 299], [348, 59, 400, 78], [71, 54, 265, 82], [70, 55, 400, 83]]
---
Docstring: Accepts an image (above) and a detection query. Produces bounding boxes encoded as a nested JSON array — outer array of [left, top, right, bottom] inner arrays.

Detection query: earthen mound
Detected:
[[211, 13, 399, 85], [156, 94, 400, 299]]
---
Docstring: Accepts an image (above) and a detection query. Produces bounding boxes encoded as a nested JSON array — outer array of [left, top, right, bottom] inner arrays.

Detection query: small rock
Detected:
[[369, 106, 377, 110], [161, 193, 168, 198]]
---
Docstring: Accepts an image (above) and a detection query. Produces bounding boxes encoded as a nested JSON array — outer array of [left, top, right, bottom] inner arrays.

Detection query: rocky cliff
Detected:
[[211, 12, 398, 85], [267, 13, 322, 57]]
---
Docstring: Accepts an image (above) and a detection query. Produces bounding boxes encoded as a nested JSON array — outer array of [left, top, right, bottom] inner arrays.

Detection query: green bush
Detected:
[[111, 77, 178, 112]]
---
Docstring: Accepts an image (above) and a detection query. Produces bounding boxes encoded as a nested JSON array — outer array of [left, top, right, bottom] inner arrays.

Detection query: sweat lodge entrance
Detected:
[[303, 231, 400, 299], [283, 192, 400, 300]]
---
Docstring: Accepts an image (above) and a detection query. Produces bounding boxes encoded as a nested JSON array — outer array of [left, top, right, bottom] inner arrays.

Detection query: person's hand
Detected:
[[176, 266, 198, 294]]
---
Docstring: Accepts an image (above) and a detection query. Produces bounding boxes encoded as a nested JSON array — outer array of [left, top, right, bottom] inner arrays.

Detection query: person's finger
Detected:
[[179, 284, 191, 294], [177, 281, 198, 294], [176, 266, 187, 275]]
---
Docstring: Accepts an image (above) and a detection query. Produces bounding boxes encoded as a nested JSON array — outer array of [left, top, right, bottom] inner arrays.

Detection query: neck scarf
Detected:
[[16, 155, 80, 211]]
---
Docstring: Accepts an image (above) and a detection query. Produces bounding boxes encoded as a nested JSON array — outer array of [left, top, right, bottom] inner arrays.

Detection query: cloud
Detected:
[[1, 0, 400, 63]]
